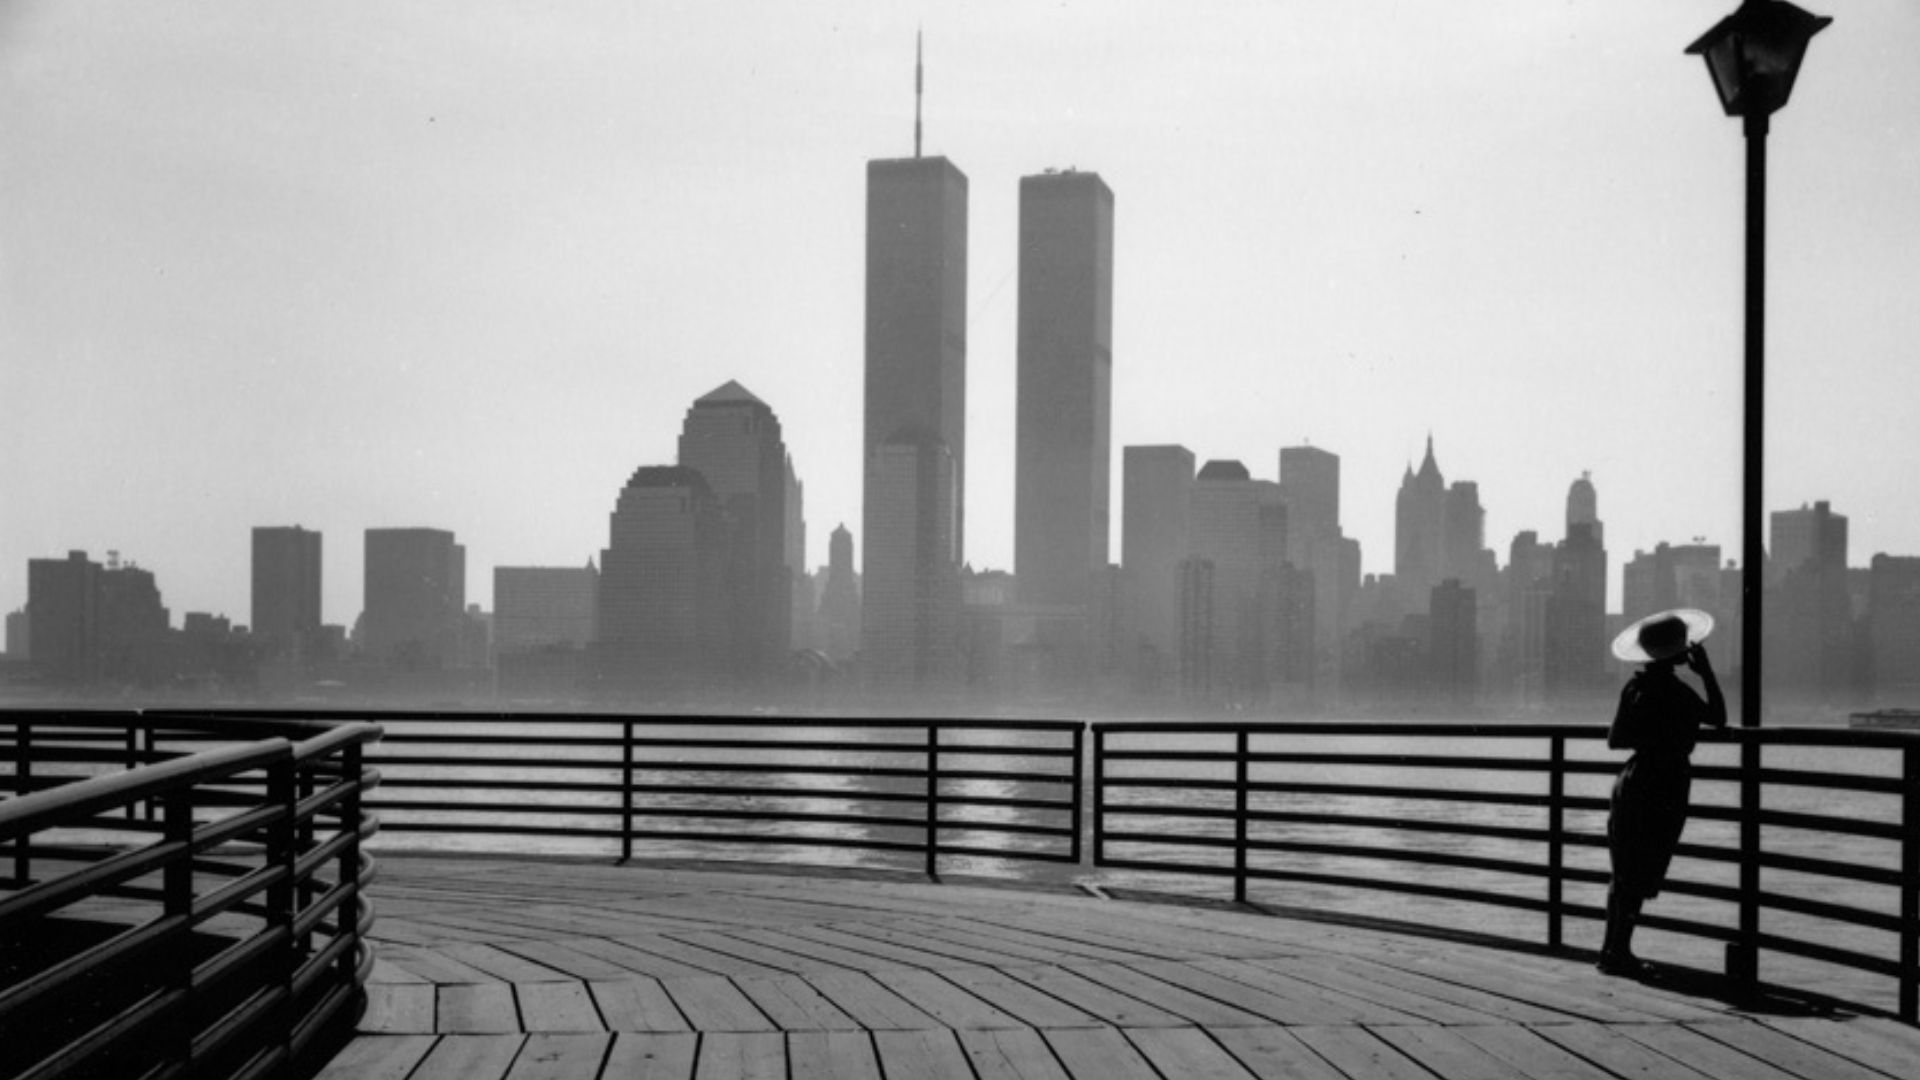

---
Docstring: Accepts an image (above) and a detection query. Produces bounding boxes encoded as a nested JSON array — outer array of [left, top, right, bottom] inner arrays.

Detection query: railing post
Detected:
[[11, 721, 28, 887], [337, 741, 364, 996], [296, 758, 317, 956], [1728, 731, 1761, 988], [1234, 729, 1249, 905], [622, 719, 635, 864], [265, 755, 297, 1061], [1092, 727, 1107, 866], [1547, 734, 1565, 950], [925, 723, 940, 880], [125, 723, 139, 821], [1902, 744, 1917, 1024], [163, 787, 196, 1068], [1068, 724, 1084, 865]]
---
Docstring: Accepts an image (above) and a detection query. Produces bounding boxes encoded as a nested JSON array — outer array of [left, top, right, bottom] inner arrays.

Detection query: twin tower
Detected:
[[863, 155, 1114, 687]]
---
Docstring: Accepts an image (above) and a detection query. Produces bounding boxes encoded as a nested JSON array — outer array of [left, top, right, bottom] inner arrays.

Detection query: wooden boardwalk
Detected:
[[326, 856, 1919, 1080]]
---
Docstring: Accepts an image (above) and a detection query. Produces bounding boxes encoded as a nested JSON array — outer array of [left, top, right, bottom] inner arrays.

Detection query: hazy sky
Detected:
[[4, 1, 1917, 628]]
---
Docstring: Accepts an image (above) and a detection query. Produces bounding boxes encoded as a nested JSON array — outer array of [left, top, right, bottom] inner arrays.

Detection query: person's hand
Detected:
[[1686, 644, 1713, 674]]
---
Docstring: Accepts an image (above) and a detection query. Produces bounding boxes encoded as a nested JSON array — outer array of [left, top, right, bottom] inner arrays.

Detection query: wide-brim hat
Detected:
[[1611, 608, 1714, 663]]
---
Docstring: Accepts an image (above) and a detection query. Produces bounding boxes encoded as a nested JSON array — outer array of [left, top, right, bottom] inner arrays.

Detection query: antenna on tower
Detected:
[[914, 28, 923, 158]]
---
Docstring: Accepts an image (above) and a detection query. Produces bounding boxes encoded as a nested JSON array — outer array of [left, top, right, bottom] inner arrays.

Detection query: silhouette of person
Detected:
[[1598, 609, 1726, 978]]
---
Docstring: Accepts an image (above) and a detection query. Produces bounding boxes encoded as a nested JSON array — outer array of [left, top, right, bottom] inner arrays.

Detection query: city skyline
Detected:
[[5, 3, 1918, 628]]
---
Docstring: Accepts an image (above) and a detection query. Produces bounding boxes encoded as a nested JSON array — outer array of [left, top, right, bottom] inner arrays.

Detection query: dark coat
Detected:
[[1606, 668, 1716, 899]]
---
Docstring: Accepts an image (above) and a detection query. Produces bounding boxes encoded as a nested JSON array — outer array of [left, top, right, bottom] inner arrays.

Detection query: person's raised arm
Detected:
[[1686, 644, 1729, 729]]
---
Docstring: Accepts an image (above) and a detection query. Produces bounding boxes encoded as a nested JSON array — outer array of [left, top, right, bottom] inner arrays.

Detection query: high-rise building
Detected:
[[251, 526, 322, 660], [1623, 542, 1724, 622], [677, 380, 795, 674], [1395, 438, 1447, 602], [1014, 169, 1114, 613], [1546, 520, 1608, 698], [4, 608, 28, 659], [27, 550, 172, 686], [1568, 471, 1602, 548], [1121, 445, 1195, 685], [1429, 578, 1479, 705], [493, 565, 598, 655], [1767, 501, 1853, 700], [1185, 461, 1286, 704], [597, 466, 726, 674], [818, 524, 861, 662], [1770, 501, 1848, 581], [361, 528, 466, 668], [862, 154, 968, 687], [1868, 554, 1920, 702], [863, 437, 960, 686]]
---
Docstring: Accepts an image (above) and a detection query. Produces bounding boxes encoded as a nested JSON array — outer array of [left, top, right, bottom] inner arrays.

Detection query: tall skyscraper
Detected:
[[1121, 445, 1195, 683], [1568, 471, 1603, 549], [1015, 169, 1114, 612], [1545, 474, 1608, 699], [28, 551, 101, 684], [597, 466, 725, 674], [1395, 437, 1447, 602], [862, 152, 968, 687], [1280, 444, 1352, 692], [1770, 501, 1847, 580], [361, 528, 465, 667], [677, 380, 795, 674], [251, 525, 321, 659], [1767, 501, 1853, 700], [1868, 554, 1920, 702], [1185, 461, 1286, 703], [819, 524, 861, 661]]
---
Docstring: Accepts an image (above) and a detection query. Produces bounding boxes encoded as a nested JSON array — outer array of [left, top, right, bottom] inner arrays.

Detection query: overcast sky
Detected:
[[3, 1, 1916, 627]]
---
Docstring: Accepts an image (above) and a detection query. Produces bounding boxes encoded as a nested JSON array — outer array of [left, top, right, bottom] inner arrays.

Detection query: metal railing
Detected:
[[355, 713, 1082, 876], [0, 711, 381, 1080], [1091, 720, 1920, 1022]]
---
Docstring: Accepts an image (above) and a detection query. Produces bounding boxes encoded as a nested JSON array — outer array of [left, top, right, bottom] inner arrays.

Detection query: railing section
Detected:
[[1091, 720, 1920, 1022], [359, 714, 1081, 874], [0, 712, 381, 1080]]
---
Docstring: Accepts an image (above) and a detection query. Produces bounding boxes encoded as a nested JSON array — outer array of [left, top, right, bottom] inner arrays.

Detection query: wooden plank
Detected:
[[776, 922, 990, 970], [439, 984, 522, 1034], [516, 981, 604, 1033], [872, 1029, 976, 1080], [602, 1032, 699, 1080], [659, 975, 778, 1032], [360, 983, 436, 1034], [1618, 1022, 1817, 1080], [1531, 1022, 1718, 1080], [370, 958, 433, 985], [803, 970, 942, 1030], [313, 1036, 438, 1080], [694, 1031, 786, 1080], [886, 920, 1095, 965], [719, 926, 923, 973], [408, 1035, 525, 1080], [557, 936, 723, 980], [789, 1030, 883, 1080], [1289, 1025, 1435, 1080], [1127, 1028, 1259, 1080], [1683, 1020, 1892, 1080], [1450, 1025, 1625, 1080], [665, 928, 867, 975], [826, 921, 1044, 968], [1185, 957, 1427, 1025], [1759, 1017, 1920, 1079], [1363, 946, 1705, 1024], [441, 942, 575, 983], [381, 947, 504, 985], [617, 934, 791, 978], [1327, 956, 1575, 1024], [865, 969, 1024, 1029], [1041, 1028, 1161, 1080], [1236, 954, 1502, 1025], [938, 967, 1104, 1029], [1009, 910, 1255, 960], [734, 974, 864, 1031], [590, 978, 691, 1032], [943, 917, 1164, 963], [1109, 959, 1356, 1026], [1060, 962, 1270, 1027], [997, 965, 1187, 1028], [1371, 1025, 1535, 1080], [956, 1029, 1072, 1080], [503, 1033, 612, 1080], [1207, 1027, 1347, 1080], [493, 939, 646, 981]]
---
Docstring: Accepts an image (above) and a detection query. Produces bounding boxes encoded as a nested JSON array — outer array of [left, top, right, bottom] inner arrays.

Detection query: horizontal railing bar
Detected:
[[935, 820, 1073, 839], [11, 983, 184, 1080], [192, 864, 290, 925], [1684, 803, 1908, 841], [621, 830, 933, 853], [0, 741, 292, 842], [1103, 776, 1559, 807], [933, 844, 1074, 863], [0, 911, 186, 1025], [0, 840, 186, 925], [374, 821, 623, 839]]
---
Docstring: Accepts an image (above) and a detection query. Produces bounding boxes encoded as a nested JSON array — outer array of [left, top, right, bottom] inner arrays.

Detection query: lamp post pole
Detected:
[[1686, 0, 1830, 991]]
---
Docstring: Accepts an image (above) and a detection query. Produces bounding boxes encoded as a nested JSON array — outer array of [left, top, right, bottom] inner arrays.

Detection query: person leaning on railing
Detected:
[[1598, 609, 1728, 979]]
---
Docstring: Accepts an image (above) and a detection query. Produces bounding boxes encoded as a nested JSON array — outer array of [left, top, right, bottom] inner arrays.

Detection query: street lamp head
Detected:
[[1687, 0, 1832, 122]]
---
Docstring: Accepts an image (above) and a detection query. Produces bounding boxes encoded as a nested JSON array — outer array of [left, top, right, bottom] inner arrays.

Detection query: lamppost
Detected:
[[1685, 0, 1830, 988]]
